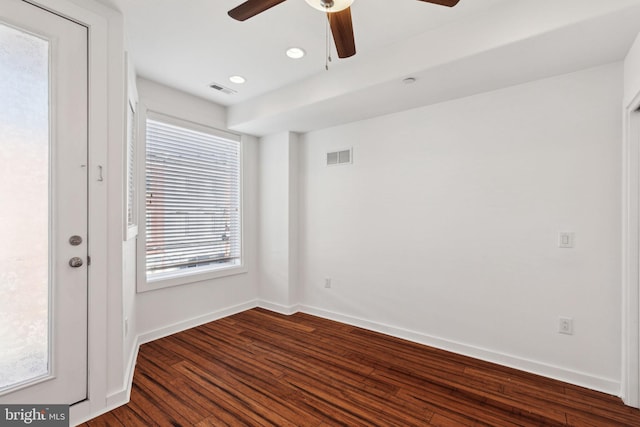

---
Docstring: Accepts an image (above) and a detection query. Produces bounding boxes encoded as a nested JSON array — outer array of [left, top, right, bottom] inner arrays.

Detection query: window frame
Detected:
[[136, 107, 247, 293], [123, 53, 138, 241]]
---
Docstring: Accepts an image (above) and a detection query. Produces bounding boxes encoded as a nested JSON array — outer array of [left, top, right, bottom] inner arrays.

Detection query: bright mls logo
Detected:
[[0, 405, 68, 426]]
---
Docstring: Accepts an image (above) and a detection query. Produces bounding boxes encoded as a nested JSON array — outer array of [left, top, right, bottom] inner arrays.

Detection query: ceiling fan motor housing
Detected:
[[305, 0, 354, 13], [321, 0, 335, 9]]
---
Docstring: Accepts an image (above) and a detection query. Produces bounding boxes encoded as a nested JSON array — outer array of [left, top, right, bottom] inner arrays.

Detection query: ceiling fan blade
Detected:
[[228, 0, 288, 21], [328, 7, 356, 59], [417, 0, 461, 7]]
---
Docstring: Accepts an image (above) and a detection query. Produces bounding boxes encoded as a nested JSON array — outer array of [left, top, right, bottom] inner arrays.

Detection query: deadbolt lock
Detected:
[[69, 235, 82, 246]]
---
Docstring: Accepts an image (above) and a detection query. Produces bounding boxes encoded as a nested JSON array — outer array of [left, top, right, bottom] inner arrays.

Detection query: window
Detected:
[[126, 100, 137, 230], [143, 113, 242, 286], [124, 53, 138, 241]]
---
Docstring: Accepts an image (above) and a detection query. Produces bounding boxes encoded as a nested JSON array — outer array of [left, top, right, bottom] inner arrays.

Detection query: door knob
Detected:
[[69, 257, 83, 268]]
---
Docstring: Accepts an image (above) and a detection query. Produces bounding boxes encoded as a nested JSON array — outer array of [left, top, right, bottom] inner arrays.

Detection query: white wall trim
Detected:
[[73, 343, 138, 425], [23, 0, 121, 424], [74, 300, 259, 424], [105, 339, 139, 408], [258, 300, 301, 315], [622, 89, 640, 408], [75, 299, 628, 423], [137, 300, 258, 345], [300, 305, 620, 396]]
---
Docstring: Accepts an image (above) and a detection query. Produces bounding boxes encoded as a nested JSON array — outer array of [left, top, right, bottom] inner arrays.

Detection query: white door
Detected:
[[0, 0, 88, 404]]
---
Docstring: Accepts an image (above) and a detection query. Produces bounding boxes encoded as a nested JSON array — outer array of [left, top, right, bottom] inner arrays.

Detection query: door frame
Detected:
[[0, 0, 89, 403], [622, 87, 640, 408], [24, 0, 124, 423]]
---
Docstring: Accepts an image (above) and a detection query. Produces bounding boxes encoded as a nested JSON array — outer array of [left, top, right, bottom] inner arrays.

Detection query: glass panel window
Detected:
[[0, 23, 50, 390], [145, 116, 241, 281]]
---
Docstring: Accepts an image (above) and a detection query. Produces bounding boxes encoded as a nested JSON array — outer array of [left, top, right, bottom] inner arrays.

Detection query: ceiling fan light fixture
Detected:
[[305, 0, 354, 13], [286, 47, 306, 59]]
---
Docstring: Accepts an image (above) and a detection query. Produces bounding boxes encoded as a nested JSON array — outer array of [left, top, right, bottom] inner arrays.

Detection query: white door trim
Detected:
[[622, 88, 640, 408], [24, 0, 124, 423], [0, 0, 88, 403]]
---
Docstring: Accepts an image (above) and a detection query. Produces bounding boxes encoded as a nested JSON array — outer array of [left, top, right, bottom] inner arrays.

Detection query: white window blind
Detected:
[[126, 101, 137, 228], [145, 117, 241, 278]]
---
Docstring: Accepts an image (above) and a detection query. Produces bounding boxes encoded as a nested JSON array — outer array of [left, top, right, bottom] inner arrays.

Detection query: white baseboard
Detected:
[[72, 339, 141, 426], [74, 299, 622, 425], [105, 339, 140, 408], [299, 304, 620, 396], [257, 300, 300, 315], [73, 300, 259, 425], [138, 299, 259, 345]]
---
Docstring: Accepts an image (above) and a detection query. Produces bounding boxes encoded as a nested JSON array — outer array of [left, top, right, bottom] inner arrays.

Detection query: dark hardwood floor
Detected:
[[82, 308, 640, 426]]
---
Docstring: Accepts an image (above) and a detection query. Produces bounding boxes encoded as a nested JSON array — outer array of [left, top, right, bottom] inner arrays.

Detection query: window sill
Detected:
[[137, 262, 248, 293]]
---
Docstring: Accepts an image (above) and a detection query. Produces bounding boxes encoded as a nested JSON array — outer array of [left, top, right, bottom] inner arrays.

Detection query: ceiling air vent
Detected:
[[326, 148, 352, 166], [209, 82, 237, 95]]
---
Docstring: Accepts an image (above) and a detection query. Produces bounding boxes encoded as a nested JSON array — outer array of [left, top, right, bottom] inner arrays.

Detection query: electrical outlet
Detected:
[[558, 232, 575, 248], [559, 317, 573, 335], [324, 278, 332, 289]]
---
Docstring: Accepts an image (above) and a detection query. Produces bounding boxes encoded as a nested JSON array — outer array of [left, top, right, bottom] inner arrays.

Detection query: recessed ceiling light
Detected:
[[286, 47, 306, 59], [229, 75, 246, 84], [403, 77, 417, 84]]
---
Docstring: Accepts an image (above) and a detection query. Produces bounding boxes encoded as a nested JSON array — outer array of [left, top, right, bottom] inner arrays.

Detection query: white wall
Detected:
[[121, 239, 136, 383], [258, 132, 299, 311], [622, 30, 640, 407], [116, 53, 138, 404], [298, 63, 623, 394], [134, 78, 259, 336]]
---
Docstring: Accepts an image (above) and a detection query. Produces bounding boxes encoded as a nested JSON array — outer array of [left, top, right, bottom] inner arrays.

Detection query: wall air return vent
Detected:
[[209, 82, 237, 95], [326, 148, 352, 166]]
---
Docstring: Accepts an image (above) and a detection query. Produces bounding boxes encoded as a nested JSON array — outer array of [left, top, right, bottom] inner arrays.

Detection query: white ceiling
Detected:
[[100, 0, 640, 136]]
